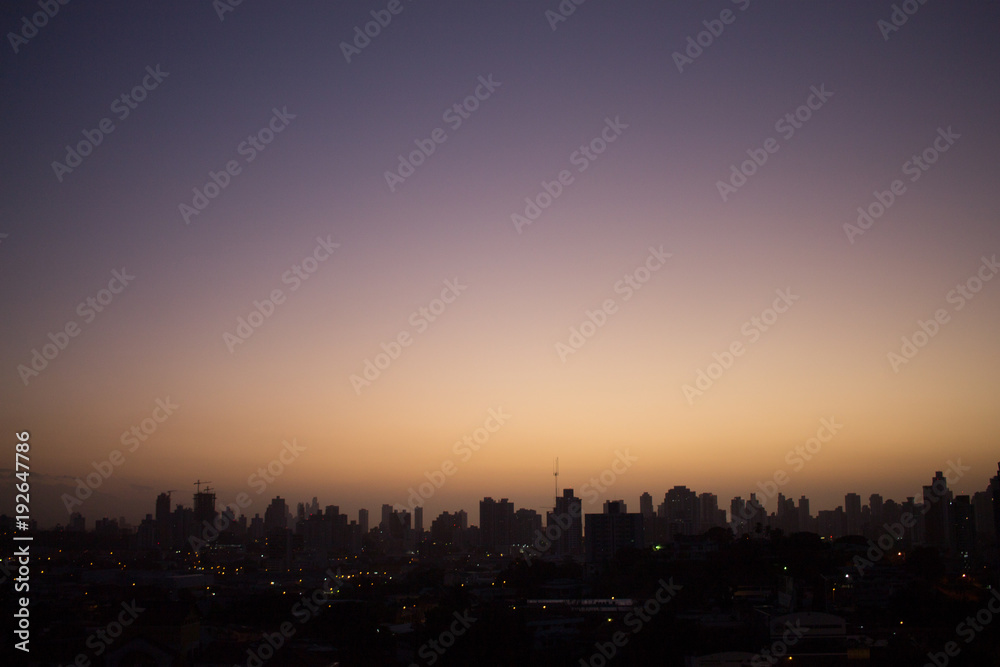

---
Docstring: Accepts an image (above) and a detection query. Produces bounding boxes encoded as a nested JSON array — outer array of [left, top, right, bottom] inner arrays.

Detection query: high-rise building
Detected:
[[845, 493, 862, 536], [359, 508, 369, 535], [265, 496, 288, 531], [901, 497, 918, 546], [991, 463, 1000, 542], [414, 506, 424, 535], [548, 488, 582, 556], [430, 511, 462, 545], [387, 509, 411, 540], [480, 497, 514, 553], [513, 508, 542, 546], [156, 492, 171, 524], [699, 493, 723, 533], [972, 490, 995, 546], [664, 486, 699, 536], [193, 489, 217, 530], [585, 503, 644, 562], [730, 497, 748, 535], [639, 492, 654, 518], [604, 499, 627, 514], [137, 514, 156, 550], [798, 496, 811, 533], [155, 492, 172, 548], [868, 494, 884, 538], [923, 471, 952, 550], [952, 495, 975, 562], [248, 514, 264, 541]]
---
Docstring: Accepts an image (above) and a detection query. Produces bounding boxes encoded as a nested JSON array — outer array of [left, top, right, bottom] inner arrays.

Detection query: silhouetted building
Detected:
[[992, 463, 1000, 542], [798, 496, 811, 533], [548, 488, 582, 556], [699, 492, 725, 533], [952, 495, 975, 563], [513, 508, 542, 546], [264, 496, 287, 531], [639, 492, 654, 518], [868, 493, 883, 538], [480, 497, 514, 553], [845, 493, 862, 536], [603, 499, 627, 514], [972, 490, 995, 547], [923, 471, 951, 551], [664, 485, 699, 537], [585, 503, 644, 562], [193, 488, 216, 530], [248, 513, 264, 541], [155, 492, 172, 548], [430, 512, 462, 545]]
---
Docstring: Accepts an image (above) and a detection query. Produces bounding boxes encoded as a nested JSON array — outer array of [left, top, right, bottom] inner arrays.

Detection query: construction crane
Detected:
[[193, 480, 212, 493]]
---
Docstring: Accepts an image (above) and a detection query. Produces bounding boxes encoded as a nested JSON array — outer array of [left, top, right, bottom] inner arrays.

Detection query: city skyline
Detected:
[[4, 2, 1000, 664], [45, 459, 995, 536], [2, 2, 1000, 551]]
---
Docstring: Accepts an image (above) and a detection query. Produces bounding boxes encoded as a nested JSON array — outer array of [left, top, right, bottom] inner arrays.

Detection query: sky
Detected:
[[1, 0, 999, 529]]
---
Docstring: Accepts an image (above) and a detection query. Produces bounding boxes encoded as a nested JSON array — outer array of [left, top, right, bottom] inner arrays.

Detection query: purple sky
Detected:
[[1, 0, 999, 528]]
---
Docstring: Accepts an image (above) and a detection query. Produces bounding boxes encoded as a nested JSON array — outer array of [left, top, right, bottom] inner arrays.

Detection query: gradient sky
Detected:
[[2, 0, 999, 528]]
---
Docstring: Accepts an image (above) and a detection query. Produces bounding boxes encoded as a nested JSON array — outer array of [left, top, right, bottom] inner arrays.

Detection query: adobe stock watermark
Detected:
[[17, 268, 135, 386], [683, 288, 799, 405], [672, 0, 752, 74], [716, 84, 833, 202], [189, 438, 306, 552], [384, 74, 502, 192], [61, 397, 180, 513], [350, 278, 467, 394], [843, 126, 960, 244], [854, 457, 969, 575], [241, 570, 343, 667], [223, 235, 340, 353], [544, 0, 594, 32], [340, 0, 415, 63], [510, 116, 629, 234], [7, 0, 73, 55], [730, 418, 842, 533], [887, 254, 997, 372], [66, 599, 145, 664], [214, 0, 247, 22], [51, 65, 169, 182], [395, 407, 511, 513], [555, 245, 671, 362], [751, 621, 808, 667], [411, 610, 478, 667], [179, 106, 296, 225], [579, 577, 682, 666], [923, 588, 1000, 667], [523, 450, 637, 564], [878, 0, 933, 41]]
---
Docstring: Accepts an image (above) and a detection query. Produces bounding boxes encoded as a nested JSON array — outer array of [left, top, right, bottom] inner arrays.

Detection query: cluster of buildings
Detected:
[[50, 464, 1000, 569]]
